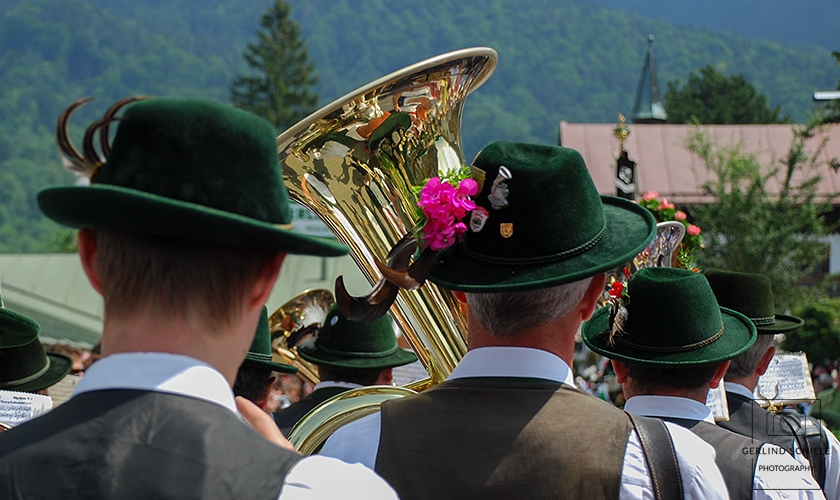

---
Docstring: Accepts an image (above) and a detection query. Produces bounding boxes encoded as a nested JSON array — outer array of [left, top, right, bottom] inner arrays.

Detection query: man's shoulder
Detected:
[[283, 455, 398, 499]]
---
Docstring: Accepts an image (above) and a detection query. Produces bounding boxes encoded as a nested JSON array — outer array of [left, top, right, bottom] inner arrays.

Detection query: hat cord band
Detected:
[[0, 358, 51, 389], [316, 343, 399, 358], [459, 216, 607, 265], [247, 352, 273, 362], [750, 315, 775, 326], [613, 323, 725, 353]]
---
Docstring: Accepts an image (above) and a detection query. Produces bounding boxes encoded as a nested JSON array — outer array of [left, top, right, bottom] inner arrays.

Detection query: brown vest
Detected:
[[375, 378, 633, 500]]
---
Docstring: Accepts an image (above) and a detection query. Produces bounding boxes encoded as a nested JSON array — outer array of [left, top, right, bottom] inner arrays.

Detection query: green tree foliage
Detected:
[[782, 297, 840, 367], [817, 51, 840, 124], [0, 0, 837, 252], [230, 0, 318, 131], [664, 65, 787, 124], [687, 123, 833, 310]]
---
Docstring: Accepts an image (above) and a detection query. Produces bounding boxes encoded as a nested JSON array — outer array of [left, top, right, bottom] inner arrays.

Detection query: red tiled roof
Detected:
[[559, 122, 840, 204]]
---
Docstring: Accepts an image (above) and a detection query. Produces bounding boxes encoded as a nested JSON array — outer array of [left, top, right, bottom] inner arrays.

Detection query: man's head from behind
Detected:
[[704, 269, 804, 386], [234, 307, 298, 412], [38, 97, 348, 337], [0, 298, 72, 395], [298, 305, 417, 385], [426, 141, 656, 342], [583, 268, 757, 400]]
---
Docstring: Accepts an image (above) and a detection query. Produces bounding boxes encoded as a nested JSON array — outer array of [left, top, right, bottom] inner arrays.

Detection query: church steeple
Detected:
[[631, 35, 667, 124]]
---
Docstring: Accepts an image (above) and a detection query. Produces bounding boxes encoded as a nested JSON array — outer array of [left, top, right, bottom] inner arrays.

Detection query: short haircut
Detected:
[[626, 363, 719, 393], [465, 277, 593, 337], [94, 228, 275, 327], [725, 334, 774, 380], [233, 365, 274, 404], [318, 365, 384, 386]]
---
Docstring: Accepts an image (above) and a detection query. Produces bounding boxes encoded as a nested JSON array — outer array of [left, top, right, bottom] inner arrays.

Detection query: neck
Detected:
[[467, 311, 578, 366], [725, 374, 757, 392], [101, 307, 260, 385], [625, 380, 711, 404]]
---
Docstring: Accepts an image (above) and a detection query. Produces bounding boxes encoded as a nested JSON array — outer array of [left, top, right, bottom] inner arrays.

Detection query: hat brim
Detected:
[[0, 309, 40, 348], [241, 357, 298, 374], [756, 314, 804, 335], [298, 345, 418, 369], [582, 306, 757, 366], [37, 185, 348, 257], [13, 353, 73, 393], [427, 196, 656, 292]]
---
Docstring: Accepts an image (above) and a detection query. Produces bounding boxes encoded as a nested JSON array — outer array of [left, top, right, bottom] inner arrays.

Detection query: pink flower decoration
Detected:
[[687, 224, 702, 236], [642, 191, 659, 201], [674, 211, 687, 220], [417, 177, 478, 251]]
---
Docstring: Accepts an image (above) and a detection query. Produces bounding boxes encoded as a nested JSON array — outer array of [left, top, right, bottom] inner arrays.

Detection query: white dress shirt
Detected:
[[74, 352, 399, 500], [321, 346, 729, 500], [727, 382, 840, 500], [625, 394, 825, 500]]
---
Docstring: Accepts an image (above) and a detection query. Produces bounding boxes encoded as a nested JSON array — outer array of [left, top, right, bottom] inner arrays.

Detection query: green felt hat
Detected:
[[582, 268, 757, 366], [428, 141, 657, 292], [38, 98, 347, 257], [0, 293, 42, 349], [704, 269, 804, 334], [0, 309, 72, 393], [298, 305, 417, 369], [242, 306, 297, 374]]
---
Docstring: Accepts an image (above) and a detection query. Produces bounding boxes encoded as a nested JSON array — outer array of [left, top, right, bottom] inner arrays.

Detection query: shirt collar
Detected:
[[448, 347, 575, 386], [313, 381, 364, 391], [624, 394, 716, 423], [725, 381, 756, 400], [72, 352, 238, 414]]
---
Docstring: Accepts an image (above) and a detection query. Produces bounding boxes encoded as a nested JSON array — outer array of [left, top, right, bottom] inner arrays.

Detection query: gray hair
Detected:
[[466, 277, 593, 337], [725, 334, 775, 380]]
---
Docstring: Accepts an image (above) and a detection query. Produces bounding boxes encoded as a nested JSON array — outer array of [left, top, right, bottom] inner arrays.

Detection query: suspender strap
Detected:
[[625, 412, 684, 500]]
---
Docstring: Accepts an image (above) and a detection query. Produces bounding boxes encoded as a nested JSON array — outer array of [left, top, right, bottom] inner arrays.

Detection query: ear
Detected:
[[248, 253, 286, 310], [375, 368, 393, 386], [709, 360, 731, 389], [579, 273, 607, 321], [77, 228, 103, 294], [755, 345, 776, 376], [256, 376, 276, 412], [611, 359, 628, 384]]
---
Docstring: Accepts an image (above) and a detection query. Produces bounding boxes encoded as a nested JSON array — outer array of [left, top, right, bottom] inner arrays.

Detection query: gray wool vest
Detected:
[[661, 417, 759, 500], [0, 389, 301, 500]]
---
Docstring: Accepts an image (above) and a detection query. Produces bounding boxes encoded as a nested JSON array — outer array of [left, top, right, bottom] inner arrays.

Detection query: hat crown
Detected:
[[623, 268, 724, 350], [315, 305, 398, 357], [464, 141, 605, 262], [99, 99, 291, 225], [704, 269, 775, 320]]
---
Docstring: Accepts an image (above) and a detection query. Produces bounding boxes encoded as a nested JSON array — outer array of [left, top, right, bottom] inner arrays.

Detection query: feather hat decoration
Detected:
[[56, 96, 149, 182]]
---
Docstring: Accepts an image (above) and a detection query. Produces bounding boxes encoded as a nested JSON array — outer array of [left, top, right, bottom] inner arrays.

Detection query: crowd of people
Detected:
[[0, 96, 838, 499]]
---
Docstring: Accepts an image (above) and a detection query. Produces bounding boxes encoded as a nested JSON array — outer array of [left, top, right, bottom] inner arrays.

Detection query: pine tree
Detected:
[[230, 0, 318, 131], [664, 65, 787, 124]]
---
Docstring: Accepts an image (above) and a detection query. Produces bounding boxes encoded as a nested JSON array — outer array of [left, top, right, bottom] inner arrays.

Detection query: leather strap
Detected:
[[778, 411, 827, 488], [626, 412, 684, 500]]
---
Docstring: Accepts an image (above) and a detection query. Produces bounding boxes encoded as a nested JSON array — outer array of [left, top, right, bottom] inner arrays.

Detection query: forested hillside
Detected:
[[0, 0, 837, 251]]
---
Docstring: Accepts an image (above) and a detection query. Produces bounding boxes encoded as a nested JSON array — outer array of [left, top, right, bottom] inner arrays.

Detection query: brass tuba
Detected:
[[268, 289, 335, 386], [278, 48, 497, 452], [279, 48, 497, 384]]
